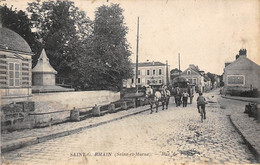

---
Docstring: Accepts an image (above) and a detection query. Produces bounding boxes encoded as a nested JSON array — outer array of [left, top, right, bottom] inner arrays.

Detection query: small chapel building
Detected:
[[0, 26, 33, 104]]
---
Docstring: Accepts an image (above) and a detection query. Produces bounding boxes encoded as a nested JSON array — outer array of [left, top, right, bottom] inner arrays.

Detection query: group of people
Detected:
[[145, 85, 171, 114], [144, 85, 207, 120], [172, 86, 207, 120], [172, 86, 193, 107]]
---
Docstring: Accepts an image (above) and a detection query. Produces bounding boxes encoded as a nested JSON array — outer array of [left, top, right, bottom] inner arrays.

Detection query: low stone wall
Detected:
[[30, 90, 120, 127], [1, 90, 120, 131], [32, 90, 120, 113], [1, 102, 35, 131]]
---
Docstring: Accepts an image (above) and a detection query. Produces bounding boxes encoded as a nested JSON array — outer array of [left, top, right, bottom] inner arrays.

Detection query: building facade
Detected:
[[0, 27, 33, 104], [123, 61, 170, 88], [180, 64, 205, 92], [223, 49, 260, 94]]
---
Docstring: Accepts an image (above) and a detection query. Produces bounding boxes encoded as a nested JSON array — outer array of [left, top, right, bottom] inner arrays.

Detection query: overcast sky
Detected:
[[3, 0, 260, 75]]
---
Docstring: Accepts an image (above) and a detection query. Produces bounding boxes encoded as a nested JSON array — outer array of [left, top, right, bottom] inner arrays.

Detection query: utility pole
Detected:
[[135, 17, 139, 93], [166, 60, 169, 86], [178, 53, 181, 76]]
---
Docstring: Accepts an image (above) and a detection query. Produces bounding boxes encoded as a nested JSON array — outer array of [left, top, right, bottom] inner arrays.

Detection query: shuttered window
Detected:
[[9, 63, 20, 87]]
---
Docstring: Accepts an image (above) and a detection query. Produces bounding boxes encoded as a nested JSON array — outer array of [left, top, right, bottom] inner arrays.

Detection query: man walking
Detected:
[[182, 90, 189, 107]]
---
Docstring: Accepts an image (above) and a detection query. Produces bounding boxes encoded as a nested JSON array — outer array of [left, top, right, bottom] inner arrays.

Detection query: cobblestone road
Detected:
[[1, 92, 257, 165]]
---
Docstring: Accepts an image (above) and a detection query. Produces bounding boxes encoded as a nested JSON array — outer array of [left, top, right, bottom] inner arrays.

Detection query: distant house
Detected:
[[223, 49, 260, 94], [123, 61, 170, 88], [180, 64, 206, 92], [0, 27, 33, 104]]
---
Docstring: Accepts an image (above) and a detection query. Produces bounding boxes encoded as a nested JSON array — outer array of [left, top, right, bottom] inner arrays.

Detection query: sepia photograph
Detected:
[[0, 0, 260, 164]]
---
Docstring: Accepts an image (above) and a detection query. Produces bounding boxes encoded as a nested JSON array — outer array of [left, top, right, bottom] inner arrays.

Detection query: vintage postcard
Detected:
[[0, 0, 260, 164]]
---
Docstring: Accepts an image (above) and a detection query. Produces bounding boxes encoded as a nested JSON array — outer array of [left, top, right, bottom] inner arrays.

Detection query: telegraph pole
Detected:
[[178, 53, 181, 76], [136, 17, 139, 93], [166, 60, 169, 86]]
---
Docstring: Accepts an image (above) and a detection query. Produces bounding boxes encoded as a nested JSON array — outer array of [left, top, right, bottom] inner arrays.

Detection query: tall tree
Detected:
[[91, 4, 133, 90], [206, 72, 216, 86], [0, 5, 41, 59], [27, 0, 92, 82]]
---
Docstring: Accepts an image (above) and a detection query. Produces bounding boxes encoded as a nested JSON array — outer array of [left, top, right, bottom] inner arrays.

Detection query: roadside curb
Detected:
[[221, 95, 260, 104], [1, 105, 152, 153], [228, 115, 260, 162]]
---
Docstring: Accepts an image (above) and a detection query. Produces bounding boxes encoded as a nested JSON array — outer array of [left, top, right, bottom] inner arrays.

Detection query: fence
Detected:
[[22, 99, 138, 129]]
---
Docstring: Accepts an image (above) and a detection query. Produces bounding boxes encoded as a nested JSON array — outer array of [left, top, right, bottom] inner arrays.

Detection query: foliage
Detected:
[[27, 0, 93, 85], [2, 1, 133, 91], [206, 72, 216, 85], [229, 89, 259, 98], [88, 3, 133, 91]]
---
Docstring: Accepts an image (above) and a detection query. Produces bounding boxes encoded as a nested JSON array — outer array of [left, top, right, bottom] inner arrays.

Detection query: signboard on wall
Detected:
[[227, 75, 245, 85]]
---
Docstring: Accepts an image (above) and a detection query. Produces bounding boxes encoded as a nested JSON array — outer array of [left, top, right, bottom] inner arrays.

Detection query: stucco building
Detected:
[[223, 49, 260, 94], [180, 64, 206, 92], [0, 27, 33, 104], [123, 61, 170, 88]]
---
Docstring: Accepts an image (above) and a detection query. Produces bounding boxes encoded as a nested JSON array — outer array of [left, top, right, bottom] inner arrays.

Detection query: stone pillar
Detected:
[[121, 102, 128, 110], [108, 104, 115, 113], [70, 107, 80, 121], [92, 104, 101, 116]]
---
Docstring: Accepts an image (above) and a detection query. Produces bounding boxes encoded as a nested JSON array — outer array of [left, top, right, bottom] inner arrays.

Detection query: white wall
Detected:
[[32, 90, 120, 113]]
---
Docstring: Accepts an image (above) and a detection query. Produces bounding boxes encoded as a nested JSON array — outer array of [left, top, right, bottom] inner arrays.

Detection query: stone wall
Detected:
[[30, 90, 120, 127], [1, 102, 35, 131], [32, 90, 120, 113], [1, 90, 120, 131]]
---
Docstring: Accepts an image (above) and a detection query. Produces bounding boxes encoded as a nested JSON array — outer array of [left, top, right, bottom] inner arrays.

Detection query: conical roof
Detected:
[[32, 49, 57, 74]]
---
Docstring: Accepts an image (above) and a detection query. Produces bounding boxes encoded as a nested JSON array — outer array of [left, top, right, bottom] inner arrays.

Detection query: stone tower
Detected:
[[32, 49, 57, 86]]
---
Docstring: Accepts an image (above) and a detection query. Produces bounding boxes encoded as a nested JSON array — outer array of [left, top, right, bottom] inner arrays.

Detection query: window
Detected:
[[187, 70, 191, 75], [9, 63, 20, 87], [159, 69, 162, 75], [193, 78, 197, 84], [159, 79, 162, 84], [132, 78, 134, 83], [147, 70, 150, 76], [227, 75, 244, 85], [138, 78, 141, 84], [153, 69, 156, 75], [188, 79, 192, 84]]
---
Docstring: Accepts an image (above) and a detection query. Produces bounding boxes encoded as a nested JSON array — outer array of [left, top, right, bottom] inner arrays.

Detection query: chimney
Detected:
[[235, 54, 239, 60], [238, 49, 247, 57], [225, 62, 231, 67]]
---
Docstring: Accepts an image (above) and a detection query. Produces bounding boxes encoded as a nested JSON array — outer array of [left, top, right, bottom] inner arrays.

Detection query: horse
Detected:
[[145, 87, 161, 114], [159, 88, 171, 110]]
